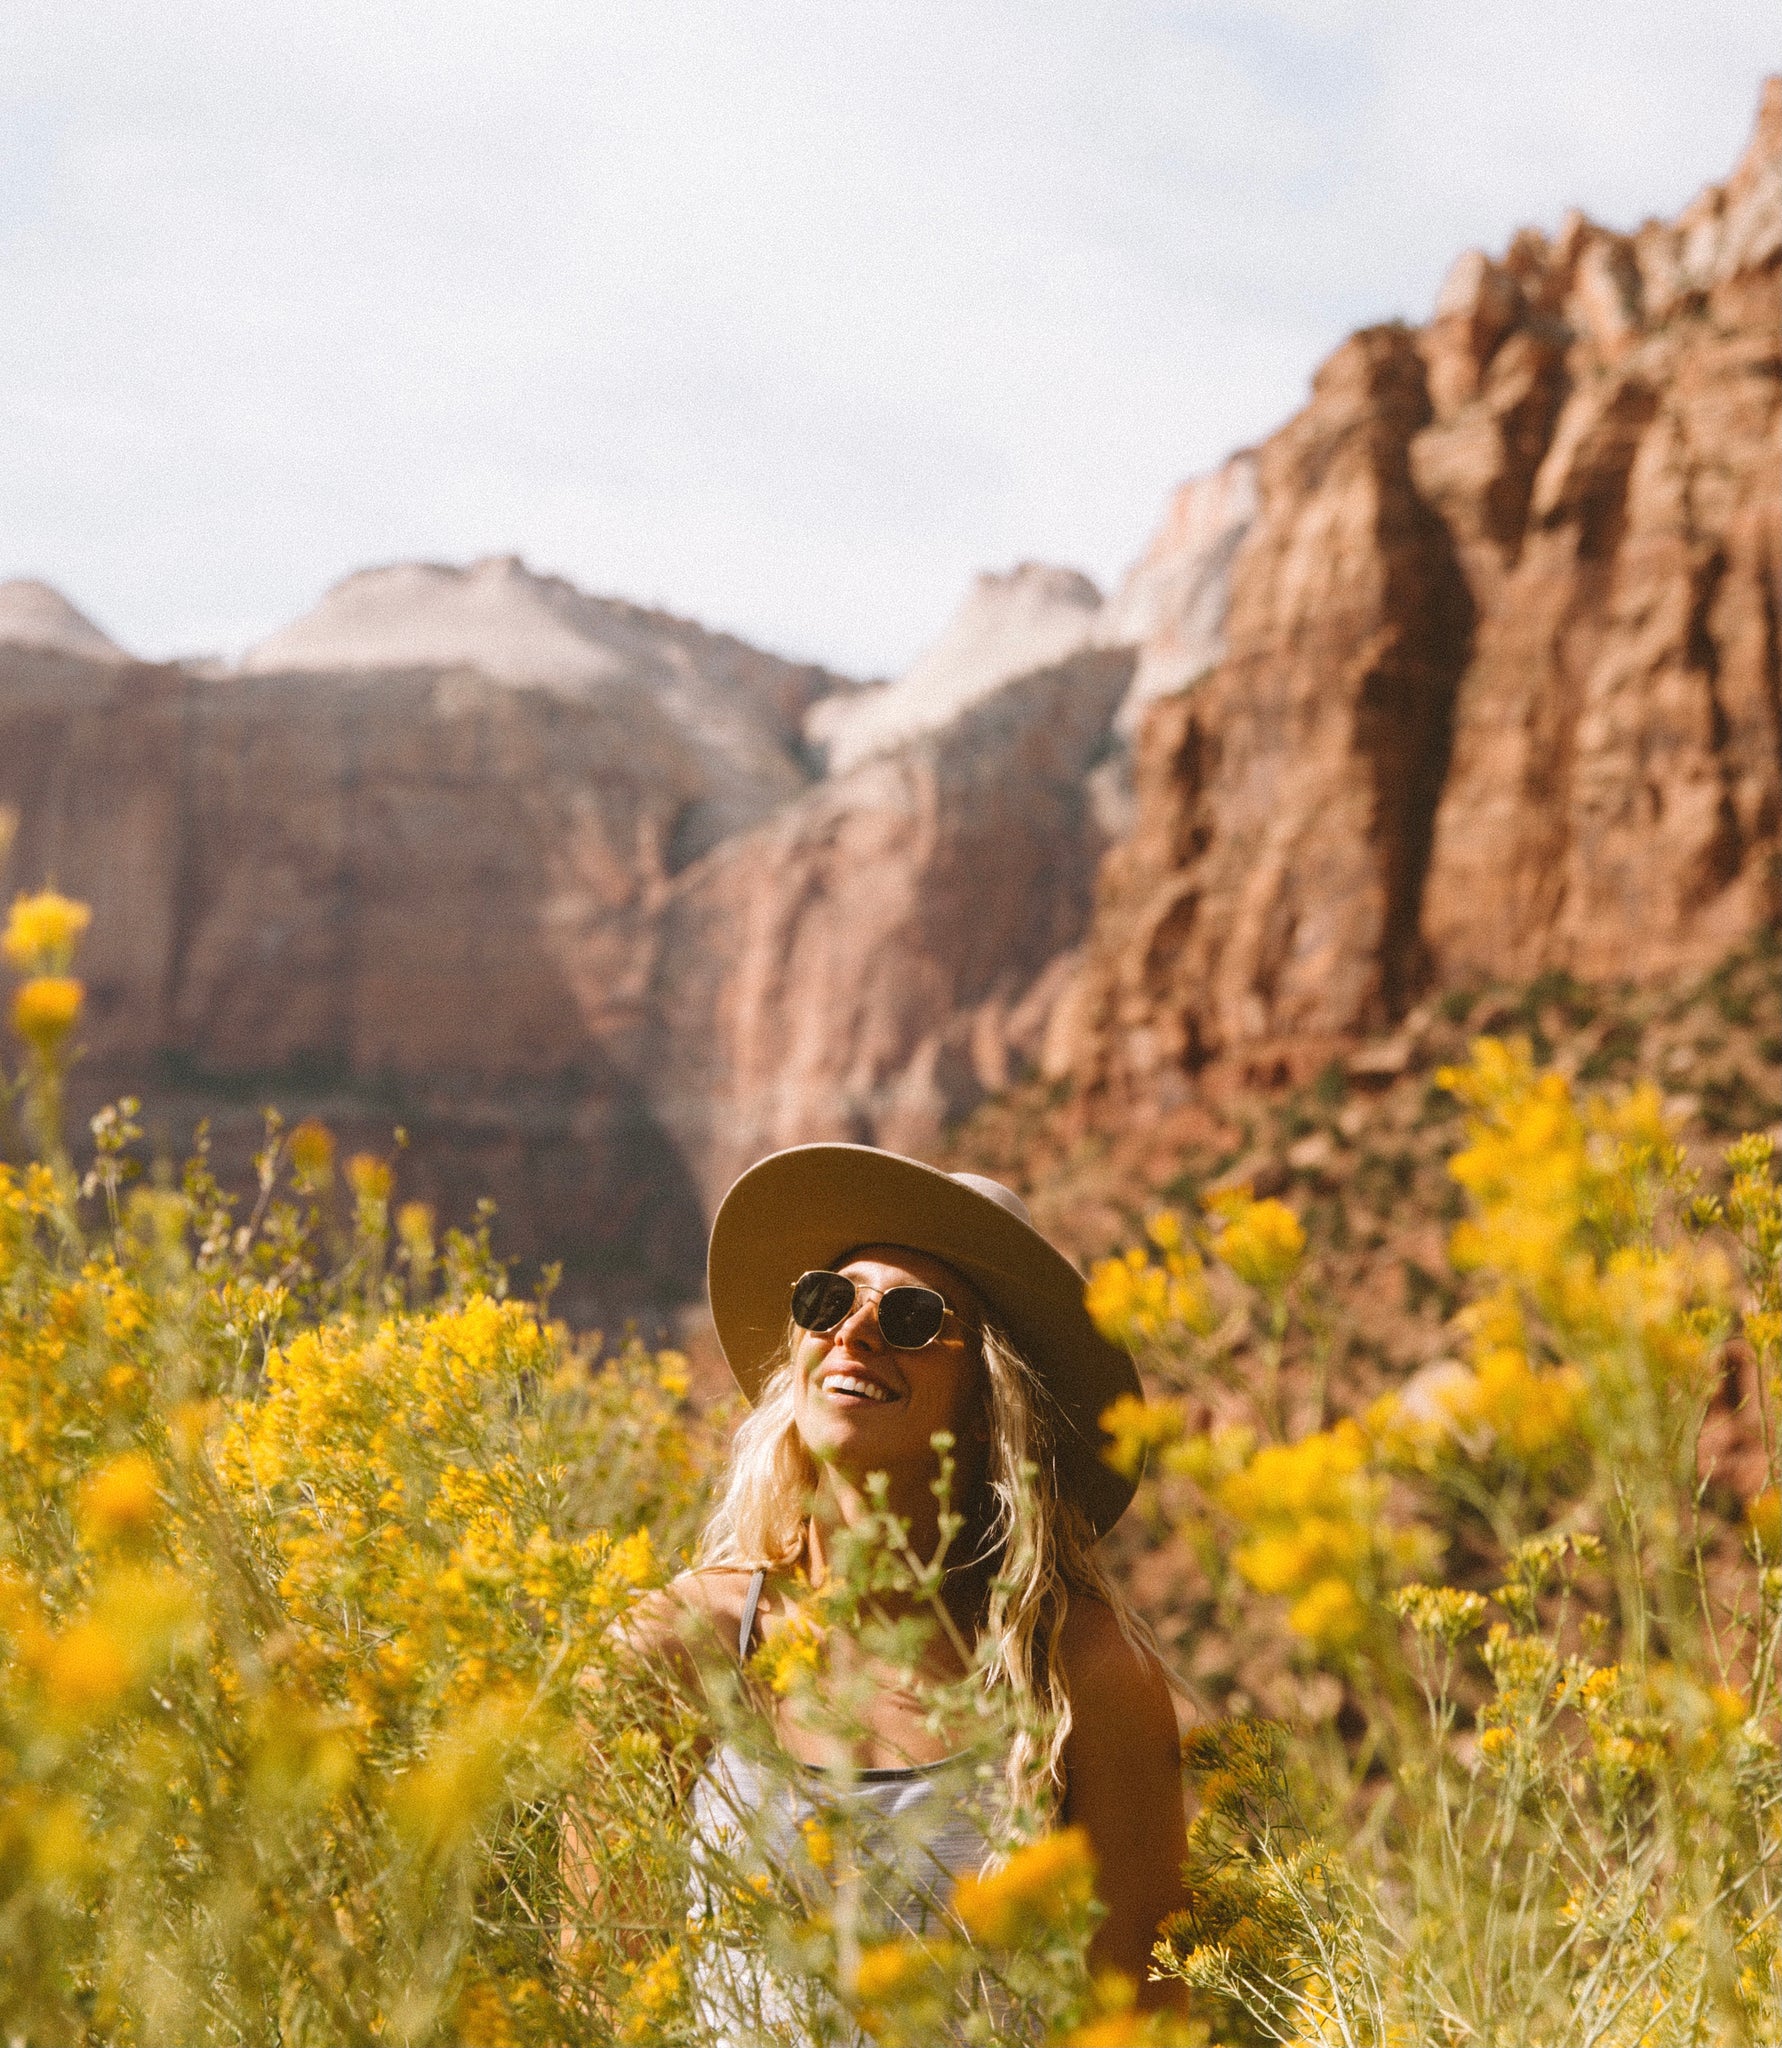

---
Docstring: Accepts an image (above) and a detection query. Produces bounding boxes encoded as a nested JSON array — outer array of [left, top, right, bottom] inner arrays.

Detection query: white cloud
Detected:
[[0, 1, 1775, 673]]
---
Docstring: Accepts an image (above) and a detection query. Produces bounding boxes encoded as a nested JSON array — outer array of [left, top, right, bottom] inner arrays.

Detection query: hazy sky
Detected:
[[4, 4, 1777, 677]]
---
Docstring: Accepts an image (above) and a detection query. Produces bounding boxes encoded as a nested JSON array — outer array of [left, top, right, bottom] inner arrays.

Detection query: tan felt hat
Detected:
[[706, 1143, 1143, 1537]]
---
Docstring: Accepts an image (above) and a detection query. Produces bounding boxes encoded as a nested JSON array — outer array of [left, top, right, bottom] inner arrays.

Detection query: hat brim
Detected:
[[707, 1144, 1141, 1537]]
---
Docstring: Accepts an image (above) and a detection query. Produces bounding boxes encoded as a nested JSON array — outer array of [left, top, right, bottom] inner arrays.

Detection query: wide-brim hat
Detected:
[[707, 1143, 1142, 1537]]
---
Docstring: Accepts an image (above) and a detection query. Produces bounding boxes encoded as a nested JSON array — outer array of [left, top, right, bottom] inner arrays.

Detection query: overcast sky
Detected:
[[3, 4, 1777, 678]]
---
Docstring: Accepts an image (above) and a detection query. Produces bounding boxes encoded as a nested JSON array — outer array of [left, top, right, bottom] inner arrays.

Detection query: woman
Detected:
[[623, 1143, 1187, 2024]]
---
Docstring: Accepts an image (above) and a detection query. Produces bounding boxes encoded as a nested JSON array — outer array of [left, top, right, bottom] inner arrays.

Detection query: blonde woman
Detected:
[[624, 1144, 1188, 2024]]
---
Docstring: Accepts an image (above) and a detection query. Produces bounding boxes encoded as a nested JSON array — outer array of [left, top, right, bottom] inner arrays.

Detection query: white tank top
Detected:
[[686, 1569, 1002, 2044]]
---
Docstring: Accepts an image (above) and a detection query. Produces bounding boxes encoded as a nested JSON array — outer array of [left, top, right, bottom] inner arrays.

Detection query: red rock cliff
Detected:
[[1061, 82, 1781, 1109]]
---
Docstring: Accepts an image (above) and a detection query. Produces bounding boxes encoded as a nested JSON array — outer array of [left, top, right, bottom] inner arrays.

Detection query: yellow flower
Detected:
[[390, 1690, 527, 1860], [1392, 1584, 1488, 1646], [854, 1938, 932, 2003], [39, 1618, 135, 1718], [396, 1201, 434, 1253], [3, 889, 91, 973], [953, 1827, 1097, 1946], [12, 975, 83, 1053], [454, 1981, 517, 2048], [287, 1120, 336, 1187], [602, 1528, 656, 1593], [77, 1451, 161, 1549], [1747, 1488, 1782, 1560], [346, 1153, 392, 1203], [619, 1943, 683, 2041], [750, 1612, 822, 1695], [1099, 1392, 1185, 1480], [1087, 1236, 1215, 1349], [1439, 1322, 1584, 1465], [1209, 1192, 1305, 1293], [1287, 1577, 1365, 1649], [1220, 1419, 1369, 1526], [1478, 1725, 1516, 1766]]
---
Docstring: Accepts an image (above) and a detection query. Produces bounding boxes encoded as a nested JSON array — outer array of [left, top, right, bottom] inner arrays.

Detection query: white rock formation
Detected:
[[805, 562, 1103, 775], [1095, 452, 1258, 734], [239, 554, 846, 861], [240, 555, 632, 689], [0, 580, 129, 663]]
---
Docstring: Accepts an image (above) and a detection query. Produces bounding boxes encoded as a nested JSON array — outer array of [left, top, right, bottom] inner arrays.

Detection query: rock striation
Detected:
[[1061, 80, 1782, 1109]]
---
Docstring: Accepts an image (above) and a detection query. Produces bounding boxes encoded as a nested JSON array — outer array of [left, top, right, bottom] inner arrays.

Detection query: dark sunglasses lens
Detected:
[[791, 1270, 856, 1332], [877, 1286, 947, 1349]]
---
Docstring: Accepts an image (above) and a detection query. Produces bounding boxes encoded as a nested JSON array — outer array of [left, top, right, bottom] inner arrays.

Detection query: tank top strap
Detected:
[[738, 1566, 767, 1662]]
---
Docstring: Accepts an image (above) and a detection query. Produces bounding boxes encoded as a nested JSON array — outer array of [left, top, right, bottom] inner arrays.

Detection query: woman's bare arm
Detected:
[[1057, 1598, 1189, 2007]]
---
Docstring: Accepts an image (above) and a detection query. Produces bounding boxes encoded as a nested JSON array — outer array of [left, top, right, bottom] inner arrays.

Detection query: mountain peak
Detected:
[[806, 560, 1104, 775], [0, 580, 128, 663], [236, 555, 631, 688]]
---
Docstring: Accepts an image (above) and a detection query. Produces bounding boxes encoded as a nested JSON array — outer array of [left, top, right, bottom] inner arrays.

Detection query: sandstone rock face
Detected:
[[1064, 80, 1781, 1108], [0, 561, 1131, 1315], [0, 586, 851, 1311], [653, 645, 1135, 1210], [1095, 453, 1259, 735]]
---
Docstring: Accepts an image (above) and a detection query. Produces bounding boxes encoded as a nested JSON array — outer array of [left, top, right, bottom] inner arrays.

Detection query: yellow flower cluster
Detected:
[[12, 975, 83, 1054], [952, 1826, 1098, 1947], [1217, 1420, 1418, 1651], [748, 1609, 824, 1695], [1208, 1188, 1306, 1294], [0, 976, 711, 2045], [618, 1942, 685, 2043], [1087, 1209, 1216, 1351]]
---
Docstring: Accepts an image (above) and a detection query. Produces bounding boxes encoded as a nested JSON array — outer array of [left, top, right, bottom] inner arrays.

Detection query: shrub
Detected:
[[1090, 1037, 1782, 2043]]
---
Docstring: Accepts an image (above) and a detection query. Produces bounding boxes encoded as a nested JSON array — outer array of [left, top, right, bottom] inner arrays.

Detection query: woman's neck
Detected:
[[802, 1478, 993, 1637]]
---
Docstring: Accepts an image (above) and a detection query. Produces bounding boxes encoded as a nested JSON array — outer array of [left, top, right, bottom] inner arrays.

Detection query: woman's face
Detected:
[[789, 1245, 985, 1486]]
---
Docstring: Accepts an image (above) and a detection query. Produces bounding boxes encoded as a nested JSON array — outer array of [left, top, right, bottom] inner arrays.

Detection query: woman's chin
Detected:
[[798, 1404, 927, 1470]]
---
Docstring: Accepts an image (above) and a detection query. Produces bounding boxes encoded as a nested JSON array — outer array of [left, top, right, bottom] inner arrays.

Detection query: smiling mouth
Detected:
[[818, 1370, 899, 1405]]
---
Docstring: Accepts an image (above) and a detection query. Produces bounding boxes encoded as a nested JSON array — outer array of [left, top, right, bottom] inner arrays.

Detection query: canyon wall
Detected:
[[1060, 80, 1781, 1107], [0, 563, 1142, 1316]]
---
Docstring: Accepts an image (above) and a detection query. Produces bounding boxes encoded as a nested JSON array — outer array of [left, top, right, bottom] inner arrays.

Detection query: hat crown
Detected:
[[948, 1171, 1031, 1226]]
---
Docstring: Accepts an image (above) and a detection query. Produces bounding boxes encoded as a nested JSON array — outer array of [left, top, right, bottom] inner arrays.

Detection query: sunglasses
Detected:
[[789, 1269, 955, 1351]]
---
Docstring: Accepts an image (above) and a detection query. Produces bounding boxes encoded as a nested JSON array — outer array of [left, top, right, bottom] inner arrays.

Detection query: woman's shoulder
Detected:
[[1056, 1594, 1175, 1723], [615, 1565, 760, 1672]]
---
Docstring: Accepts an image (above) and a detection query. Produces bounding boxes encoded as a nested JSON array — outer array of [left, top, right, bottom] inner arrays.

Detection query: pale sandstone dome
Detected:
[[0, 580, 128, 663], [240, 555, 636, 689], [237, 553, 840, 850], [804, 562, 1104, 775]]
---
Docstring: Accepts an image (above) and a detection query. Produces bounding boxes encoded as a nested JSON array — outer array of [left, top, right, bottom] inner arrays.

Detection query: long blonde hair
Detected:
[[696, 1315, 1153, 1794]]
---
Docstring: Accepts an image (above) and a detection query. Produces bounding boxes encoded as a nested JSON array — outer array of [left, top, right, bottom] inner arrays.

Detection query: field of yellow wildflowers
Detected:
[[0, 885, 1129, 2046], [3, 870, 1780, 2045], [1090, 1038, 1782, 2043]]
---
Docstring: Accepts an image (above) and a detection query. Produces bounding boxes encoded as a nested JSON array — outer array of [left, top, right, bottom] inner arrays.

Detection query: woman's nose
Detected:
[[830, 1292, 884, 1349]]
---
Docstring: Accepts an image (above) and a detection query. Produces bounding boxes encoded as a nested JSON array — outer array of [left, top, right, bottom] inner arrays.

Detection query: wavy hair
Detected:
[[695, 1313, 1154, 1795]]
